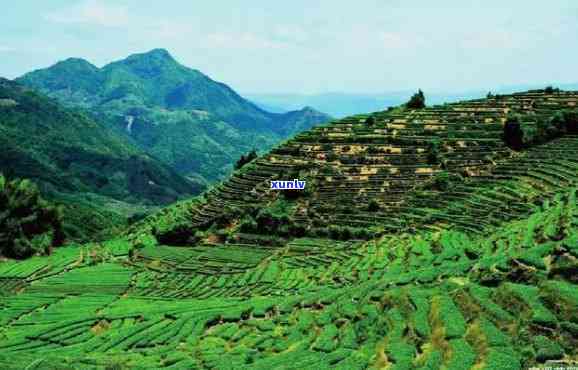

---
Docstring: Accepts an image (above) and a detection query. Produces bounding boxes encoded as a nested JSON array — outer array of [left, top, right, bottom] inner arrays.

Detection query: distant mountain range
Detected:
[[16, 49, 331, 186], [248, 83, 578, 118]]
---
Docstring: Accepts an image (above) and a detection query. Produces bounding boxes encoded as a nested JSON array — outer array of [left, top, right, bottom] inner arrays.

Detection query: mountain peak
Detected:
[[301, 106, 317, 112], [125, 48, 176, 64], [52, 57, 98, 72], [106, 48, 182, 78], [145, 48, 172, 58]]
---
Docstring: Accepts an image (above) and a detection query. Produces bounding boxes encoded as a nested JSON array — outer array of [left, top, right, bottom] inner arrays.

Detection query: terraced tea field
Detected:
[[1, 90, 577, 369]]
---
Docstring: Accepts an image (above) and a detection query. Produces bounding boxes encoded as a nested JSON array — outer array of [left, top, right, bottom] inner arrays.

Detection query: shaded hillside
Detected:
[[17, 49, 332, 183], [0, 78, 200, 239]]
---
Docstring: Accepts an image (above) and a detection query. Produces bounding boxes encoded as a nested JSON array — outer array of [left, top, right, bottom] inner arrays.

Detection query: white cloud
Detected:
[[0, 46, 16, 53], [45, 0, 129, 28], [380, 32, 422, 50], [273, 25, 309, 44], [146, 20, 194, 40], [204, 32, 290, 51]]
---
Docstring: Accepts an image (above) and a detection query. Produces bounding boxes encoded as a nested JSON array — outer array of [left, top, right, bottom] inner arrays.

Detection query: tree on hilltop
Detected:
[[406, 89, 426, 109]]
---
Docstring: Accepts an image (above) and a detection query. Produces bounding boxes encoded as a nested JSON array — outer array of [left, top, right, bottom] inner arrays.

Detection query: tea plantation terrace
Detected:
[[133, 89, 578, 241], [0, 89, 577, 368], [0, 190, 576, 368]]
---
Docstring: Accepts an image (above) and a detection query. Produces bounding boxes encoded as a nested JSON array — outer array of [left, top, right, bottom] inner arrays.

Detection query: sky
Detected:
[[1, 0, 578, 94]]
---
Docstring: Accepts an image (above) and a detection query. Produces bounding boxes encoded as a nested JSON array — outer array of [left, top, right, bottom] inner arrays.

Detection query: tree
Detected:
[[503, 115, 524, 150], [366, 115, 376, 126], [429, 172, 462, 192], [367, 199, 380, 212], [427, 139, 442, 164], [557, 110, 578, 134], [406, 89, 426, 109], [0, 175, 64, 259], [234, 149, 258, 170]]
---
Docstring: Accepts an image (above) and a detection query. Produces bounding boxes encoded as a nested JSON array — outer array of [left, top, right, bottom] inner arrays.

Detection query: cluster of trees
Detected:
[[0, 175, 64, 259], [490, 86, 560, 100], [312, 225, 374, 240], [422, 171, 463, 192], [234, 149, 258, 170], [238, 207, 299, 236], [406, 90, 426, 109], [503, 110, 578, 150]]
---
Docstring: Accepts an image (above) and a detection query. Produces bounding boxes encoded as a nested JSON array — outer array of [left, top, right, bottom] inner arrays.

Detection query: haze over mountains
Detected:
[[248, 82, 578, 118], [16, 49, 331, 186]]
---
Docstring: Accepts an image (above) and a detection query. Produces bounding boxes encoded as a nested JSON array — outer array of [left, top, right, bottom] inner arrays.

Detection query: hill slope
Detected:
[[136, 89, 578, 243], [0, 78, 200, 238], [17, 49, 332, 184], [0, 89, 576, 368]]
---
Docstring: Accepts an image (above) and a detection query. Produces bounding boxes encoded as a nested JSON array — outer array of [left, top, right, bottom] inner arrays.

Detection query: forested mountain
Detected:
[[17, 49, 331, 184], [0, 78, 199, 239]]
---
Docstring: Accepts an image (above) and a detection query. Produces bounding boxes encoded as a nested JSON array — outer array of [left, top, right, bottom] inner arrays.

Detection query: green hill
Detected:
[[133, 89, 578, 243], [17, 49, 332, 184], [0, 78, 200, 239], [0, 89, 577, 368]]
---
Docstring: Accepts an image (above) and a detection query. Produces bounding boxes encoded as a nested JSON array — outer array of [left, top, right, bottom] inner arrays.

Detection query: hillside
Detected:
[[137, 89, 578, 242], [17, 49, 332, 184], [0, 89, 576, 368], [0, 78, 200, 239]]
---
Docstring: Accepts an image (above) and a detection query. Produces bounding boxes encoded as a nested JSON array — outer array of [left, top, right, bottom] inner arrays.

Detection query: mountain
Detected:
[[1, 89, 577, 368], [0, 78, 200, 239], [17, 49, 332, 184], [247, 91, 500, 118], [247, 92, 409, 118]]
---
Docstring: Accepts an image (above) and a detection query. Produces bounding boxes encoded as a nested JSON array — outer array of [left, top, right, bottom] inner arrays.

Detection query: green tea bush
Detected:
[[533, 336, 563, 362]]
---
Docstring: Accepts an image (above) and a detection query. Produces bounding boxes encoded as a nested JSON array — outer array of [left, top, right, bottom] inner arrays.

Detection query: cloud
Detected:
[[379, 32, 427, 50], [0, 46, 16, 53], [204, 32, 290, 51], [273, 25, 310, 45], [45, 0, 129, 28]]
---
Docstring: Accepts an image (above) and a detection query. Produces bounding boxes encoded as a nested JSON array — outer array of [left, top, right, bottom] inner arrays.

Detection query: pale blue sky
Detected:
[[2, 1, 577, 94]]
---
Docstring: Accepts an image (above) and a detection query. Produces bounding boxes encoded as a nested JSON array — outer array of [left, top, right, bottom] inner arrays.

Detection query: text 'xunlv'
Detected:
[[270, 179, 306, 190]]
